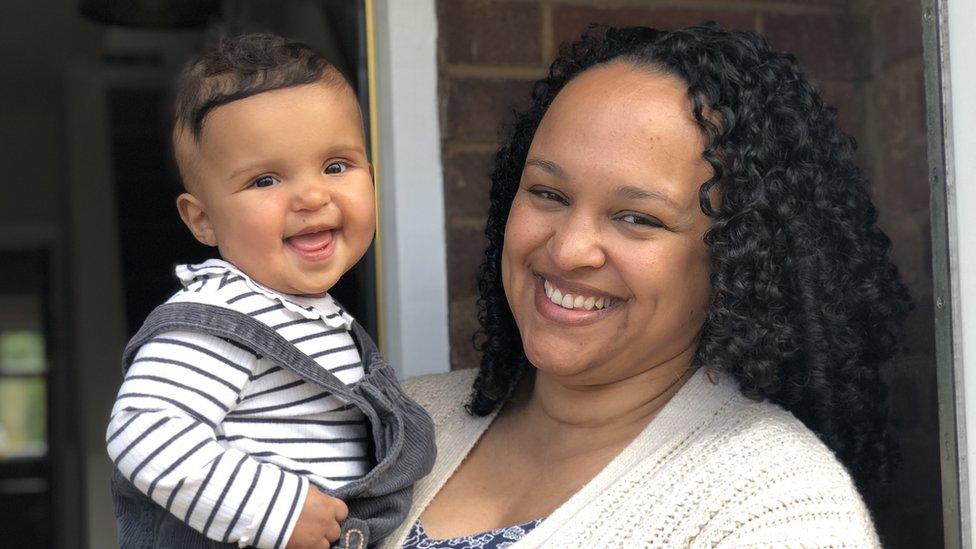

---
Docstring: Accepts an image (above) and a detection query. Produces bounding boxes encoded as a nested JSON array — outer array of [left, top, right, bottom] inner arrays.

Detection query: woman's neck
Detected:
[[506, 347, 696, 454]]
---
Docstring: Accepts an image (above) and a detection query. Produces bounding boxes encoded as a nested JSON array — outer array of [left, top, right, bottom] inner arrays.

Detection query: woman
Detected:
[[387, 23, 909, 548]]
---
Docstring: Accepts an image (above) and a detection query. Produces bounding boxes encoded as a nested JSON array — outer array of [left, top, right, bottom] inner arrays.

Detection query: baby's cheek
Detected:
[[336, 222, 374, 275], [347, 194, 377, 241], [348, 211, 375, 247]]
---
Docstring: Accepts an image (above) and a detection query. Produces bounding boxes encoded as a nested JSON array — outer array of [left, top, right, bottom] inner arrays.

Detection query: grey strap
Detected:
[[122, 302, 375, 424]]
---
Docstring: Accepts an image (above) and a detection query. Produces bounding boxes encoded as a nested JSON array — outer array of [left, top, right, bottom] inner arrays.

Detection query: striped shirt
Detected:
[[106, 259, 369, 548]]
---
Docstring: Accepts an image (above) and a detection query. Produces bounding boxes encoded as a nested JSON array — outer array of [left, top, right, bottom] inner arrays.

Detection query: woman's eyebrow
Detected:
[[525, 157, 567, 178], [614, 185, 680, 210]]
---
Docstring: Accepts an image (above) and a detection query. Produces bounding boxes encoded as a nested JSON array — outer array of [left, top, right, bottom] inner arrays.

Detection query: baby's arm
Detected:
[[106, 330, 311, 548], [286, 486, 349, 549]]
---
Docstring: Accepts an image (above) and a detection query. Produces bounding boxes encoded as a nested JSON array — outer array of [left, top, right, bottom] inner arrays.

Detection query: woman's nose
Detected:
[[546, 213, 606, 271], [291, 178, 332, 212]]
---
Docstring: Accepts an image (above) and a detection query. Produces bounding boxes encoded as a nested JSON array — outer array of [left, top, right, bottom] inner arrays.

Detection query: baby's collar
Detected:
[[175, 258, 353, 330]]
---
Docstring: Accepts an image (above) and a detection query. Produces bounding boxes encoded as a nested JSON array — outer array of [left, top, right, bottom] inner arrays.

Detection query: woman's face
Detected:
[[501, 62, 715, 384]]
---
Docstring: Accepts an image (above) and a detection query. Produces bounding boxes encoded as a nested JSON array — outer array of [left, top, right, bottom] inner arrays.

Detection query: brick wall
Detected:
[[860, 0, 938, 544], [436, 1, 937, 546]]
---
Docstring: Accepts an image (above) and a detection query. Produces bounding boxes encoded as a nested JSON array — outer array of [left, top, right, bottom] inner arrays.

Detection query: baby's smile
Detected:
[[285, 226, 337, 262], [175, 79, 376, 297]]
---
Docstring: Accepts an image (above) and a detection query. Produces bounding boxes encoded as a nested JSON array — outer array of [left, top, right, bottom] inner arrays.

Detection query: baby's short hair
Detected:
[[173, 33, 347, 140]]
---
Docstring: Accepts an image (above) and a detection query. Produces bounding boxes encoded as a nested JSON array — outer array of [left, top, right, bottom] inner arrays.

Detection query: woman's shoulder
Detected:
[[650, 371, 857, 474], [557, 373, 879, 546], [720, 391, 860, 483], [682, 382, 864, 497], [402, 368, 478, 424], [702, 397, 879, 545], [647, 382, 879, 545], [658, 372, 861, 479], [551, 380, 880, 546]]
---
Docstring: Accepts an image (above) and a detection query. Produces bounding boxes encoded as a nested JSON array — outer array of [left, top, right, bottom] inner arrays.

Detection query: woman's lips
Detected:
[[285, 229, 335, 261], [533, 275, 618, 326], [543, 279, 613, 310]]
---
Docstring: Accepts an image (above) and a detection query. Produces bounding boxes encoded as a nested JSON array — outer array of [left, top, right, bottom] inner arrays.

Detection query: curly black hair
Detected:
[[173, 33, 347, 140], [468, 23, 911, 501]]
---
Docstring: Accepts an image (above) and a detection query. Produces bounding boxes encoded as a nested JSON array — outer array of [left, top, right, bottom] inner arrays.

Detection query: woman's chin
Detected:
[[524, 348, 594, 379]]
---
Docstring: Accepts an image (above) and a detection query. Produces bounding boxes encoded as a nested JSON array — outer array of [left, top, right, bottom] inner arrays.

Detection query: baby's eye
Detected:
[[251, 175, 279, 188], [325, 161, 348, 175]]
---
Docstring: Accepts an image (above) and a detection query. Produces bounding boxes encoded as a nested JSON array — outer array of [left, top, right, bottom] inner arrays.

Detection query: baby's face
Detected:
[[178, 81, 375, 296]]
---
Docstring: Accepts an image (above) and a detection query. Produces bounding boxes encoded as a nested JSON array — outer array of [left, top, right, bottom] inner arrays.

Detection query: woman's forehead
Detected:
[[528, 63, 710, 193], [536, 65, 702, 147], [559, 62, 688, 110]]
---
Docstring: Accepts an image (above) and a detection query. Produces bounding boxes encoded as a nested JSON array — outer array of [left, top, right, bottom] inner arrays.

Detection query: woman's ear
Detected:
[[176, 193, 218, 247]]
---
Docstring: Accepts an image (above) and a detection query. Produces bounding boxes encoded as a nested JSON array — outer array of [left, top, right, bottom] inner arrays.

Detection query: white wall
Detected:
[[946, 0, 976, 546], [65, 65, 126, 549], [371, 0, 451, 378]]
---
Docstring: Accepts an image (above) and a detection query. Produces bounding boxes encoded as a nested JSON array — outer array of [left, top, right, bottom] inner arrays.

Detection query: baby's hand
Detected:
[[285, 487, 349, 549]]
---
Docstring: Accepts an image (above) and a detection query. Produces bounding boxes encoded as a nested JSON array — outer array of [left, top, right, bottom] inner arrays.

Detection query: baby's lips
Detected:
[[286, 229, 334, 251]]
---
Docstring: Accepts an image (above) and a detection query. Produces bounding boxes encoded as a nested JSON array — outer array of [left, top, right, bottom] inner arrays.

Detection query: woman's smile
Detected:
[[501, 62, 714, 379], [532, 273, 622, 326]]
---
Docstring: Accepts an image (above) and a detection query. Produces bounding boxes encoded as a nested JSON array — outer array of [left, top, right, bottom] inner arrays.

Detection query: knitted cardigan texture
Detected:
[[380, 368, 880, 548]]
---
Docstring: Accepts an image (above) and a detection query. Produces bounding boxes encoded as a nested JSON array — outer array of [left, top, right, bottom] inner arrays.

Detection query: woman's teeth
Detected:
[[543, 279, 613, 310]]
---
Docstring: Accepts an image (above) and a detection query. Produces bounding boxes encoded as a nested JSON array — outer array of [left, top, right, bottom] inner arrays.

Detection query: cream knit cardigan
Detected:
[[381, 368, 880, 548]]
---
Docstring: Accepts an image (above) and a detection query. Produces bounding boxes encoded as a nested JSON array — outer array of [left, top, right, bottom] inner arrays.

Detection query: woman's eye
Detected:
[[618, 213, 662, 228], [325, 161, 348, 175], [251, 175, 279, 188], [528, 188, 568, 204]]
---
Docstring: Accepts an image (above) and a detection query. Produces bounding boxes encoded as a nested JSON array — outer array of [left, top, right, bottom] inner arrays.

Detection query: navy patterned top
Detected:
[[401, 518, 544, 549]]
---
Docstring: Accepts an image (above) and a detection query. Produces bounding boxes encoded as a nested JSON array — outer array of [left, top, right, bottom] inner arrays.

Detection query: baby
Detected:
[[106, 34, 434, 549]]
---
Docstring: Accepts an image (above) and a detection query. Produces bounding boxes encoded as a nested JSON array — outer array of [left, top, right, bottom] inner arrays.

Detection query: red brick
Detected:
[[818, 80, 864, 137], [886, 367, 922, 430], [449, 296, 482, 370], [877, 209, 930, 288], [439, 0, 543, 66], [552, 6, 756, 50], [900, 291, 936, 357], [874, 0, 924, 69], [446, 222, 487, 300], [443, 149, 495, 219], [764, 12, 870, 80], [878, 140, 930, 215], [875, 431, 943, 545], [441, 76, 535, 143], [874, 59, 927, 148], [875, 506, 942, 549], [757, 0, 848, 4]]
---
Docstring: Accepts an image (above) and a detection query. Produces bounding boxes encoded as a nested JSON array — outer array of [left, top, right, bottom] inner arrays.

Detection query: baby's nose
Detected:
[[292, 181, 332, 211]]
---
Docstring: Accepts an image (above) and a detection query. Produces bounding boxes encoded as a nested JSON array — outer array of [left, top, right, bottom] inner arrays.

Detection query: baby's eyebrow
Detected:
[[226, 162, 266, 181]]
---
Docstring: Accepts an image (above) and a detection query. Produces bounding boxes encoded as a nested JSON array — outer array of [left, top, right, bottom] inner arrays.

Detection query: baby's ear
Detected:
[[176, 193, 218, 247]]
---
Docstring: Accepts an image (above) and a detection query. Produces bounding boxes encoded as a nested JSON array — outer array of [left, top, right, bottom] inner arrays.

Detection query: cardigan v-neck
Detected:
[[382, 368, 879, 548]]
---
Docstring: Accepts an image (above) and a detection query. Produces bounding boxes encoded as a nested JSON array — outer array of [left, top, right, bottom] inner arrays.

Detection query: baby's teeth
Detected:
[[583, 296, 596, 310], [573, 295, 585, 309], [561, 293, 574, 308], [595, 298, 605, 309]]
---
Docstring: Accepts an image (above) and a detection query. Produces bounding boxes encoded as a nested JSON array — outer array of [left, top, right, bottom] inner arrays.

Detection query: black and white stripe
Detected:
[[106, 260, 368, 547]]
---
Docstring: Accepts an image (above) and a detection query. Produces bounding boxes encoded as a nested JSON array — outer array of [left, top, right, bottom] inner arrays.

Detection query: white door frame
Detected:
[[368, 0, 451, 378], [931, 0, 976, 546]]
